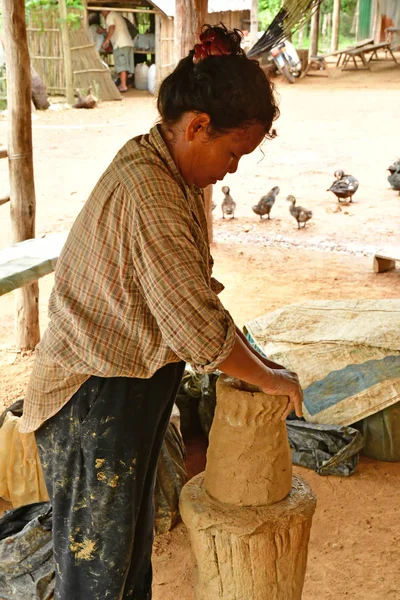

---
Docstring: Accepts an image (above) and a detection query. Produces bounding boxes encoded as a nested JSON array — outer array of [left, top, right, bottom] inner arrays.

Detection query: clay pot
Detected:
[[204, 375, 292, 506]]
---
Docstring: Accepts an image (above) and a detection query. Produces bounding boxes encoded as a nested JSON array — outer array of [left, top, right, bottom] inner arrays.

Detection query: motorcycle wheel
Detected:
[[280, 64, 296, 84]]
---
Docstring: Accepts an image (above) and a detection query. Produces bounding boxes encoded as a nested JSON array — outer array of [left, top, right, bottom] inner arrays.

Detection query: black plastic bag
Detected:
[[287, 420, 364, 476]]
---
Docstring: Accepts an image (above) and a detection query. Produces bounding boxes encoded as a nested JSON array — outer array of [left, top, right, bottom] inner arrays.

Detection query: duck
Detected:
[[73, 86, 97, 109], [221, 186, 236, 219], [327, 169, 359, 203], [388, 167, 400, 194], [287, 195, 312, 228], [388, 159, 400, 175], [252, 186, 280, 220]]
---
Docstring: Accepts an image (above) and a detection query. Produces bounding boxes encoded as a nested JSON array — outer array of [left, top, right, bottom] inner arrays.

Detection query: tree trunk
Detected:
[[309, 5, 320, 57], [58, 0, 74, 105], [331, 0, 341, 52], [1, 0, 40, 350]]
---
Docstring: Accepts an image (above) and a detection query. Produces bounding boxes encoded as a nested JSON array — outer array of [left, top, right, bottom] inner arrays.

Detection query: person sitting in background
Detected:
[[101, 10, 135, 92]]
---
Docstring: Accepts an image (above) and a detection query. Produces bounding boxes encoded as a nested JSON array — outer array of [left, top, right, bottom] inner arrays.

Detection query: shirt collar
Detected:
[[148, 124, 203, 199]]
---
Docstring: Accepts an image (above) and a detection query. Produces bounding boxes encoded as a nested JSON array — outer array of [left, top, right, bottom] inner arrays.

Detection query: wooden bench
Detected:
[[373, 250, 400, 273], [342, 42, 398, 70], [323, 38, 374, 67], [0, 232, 68, 296]]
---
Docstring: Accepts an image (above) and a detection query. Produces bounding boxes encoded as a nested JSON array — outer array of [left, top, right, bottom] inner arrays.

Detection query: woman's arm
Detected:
[[235, 325, 286, 370], [218, 332, 303, 420]]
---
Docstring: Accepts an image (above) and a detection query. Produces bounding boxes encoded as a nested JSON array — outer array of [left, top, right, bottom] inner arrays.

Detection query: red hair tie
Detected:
[[193, 28, 233, 64]]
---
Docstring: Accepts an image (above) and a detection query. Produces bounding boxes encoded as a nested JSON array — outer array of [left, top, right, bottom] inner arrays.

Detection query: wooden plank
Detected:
[[0, 232, 68, 296], [373, 253, 400, 274]]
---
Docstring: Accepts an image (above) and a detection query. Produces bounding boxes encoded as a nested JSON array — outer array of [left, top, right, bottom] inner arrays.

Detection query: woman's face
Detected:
[[180, 117, 265, 189]]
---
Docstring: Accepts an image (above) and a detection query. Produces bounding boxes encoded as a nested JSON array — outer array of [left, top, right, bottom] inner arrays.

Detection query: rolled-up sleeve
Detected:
[[131, 182, 236, 373], [210, 277, 224, 295]]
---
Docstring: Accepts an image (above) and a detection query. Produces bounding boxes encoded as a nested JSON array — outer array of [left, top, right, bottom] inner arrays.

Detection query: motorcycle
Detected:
[[270, 39, 302, 83]]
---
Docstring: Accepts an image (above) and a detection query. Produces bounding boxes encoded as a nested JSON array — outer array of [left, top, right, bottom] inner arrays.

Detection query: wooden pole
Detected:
[[174, 0, 214, 242], [58, 0, 74, 105], [250, 0, 259, 45], [1, 0, 40, 350], [331, 0, 341, 52], [309, 4, 320, 57]]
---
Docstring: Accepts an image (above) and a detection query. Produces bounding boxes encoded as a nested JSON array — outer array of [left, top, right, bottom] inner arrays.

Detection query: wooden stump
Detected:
[[180, 473, 316, 600]]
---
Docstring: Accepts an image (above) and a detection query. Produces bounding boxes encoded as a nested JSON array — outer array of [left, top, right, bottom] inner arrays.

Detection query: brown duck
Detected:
[[252, 186, 280, 220], [287, 195, 312, 228]]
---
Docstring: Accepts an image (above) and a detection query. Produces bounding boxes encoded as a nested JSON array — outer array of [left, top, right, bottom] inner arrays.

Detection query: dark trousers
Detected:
[[36, 361, 185, 600]]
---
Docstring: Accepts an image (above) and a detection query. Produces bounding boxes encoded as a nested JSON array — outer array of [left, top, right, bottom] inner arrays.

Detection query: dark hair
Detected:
[[157, 24, 279, 139]]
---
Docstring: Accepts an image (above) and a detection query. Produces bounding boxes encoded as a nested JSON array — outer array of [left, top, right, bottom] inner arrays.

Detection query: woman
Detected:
[[20, 25, 303, 600]]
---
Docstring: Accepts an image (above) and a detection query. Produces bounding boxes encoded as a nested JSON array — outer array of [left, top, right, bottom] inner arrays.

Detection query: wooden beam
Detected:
[[58, 0, 74, 106], [331, 0, 340, 52], [1, 0, 40, 349], [87, 5, 158, 14]]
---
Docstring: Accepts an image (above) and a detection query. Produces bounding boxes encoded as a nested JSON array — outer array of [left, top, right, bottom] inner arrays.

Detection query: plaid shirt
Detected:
[[20, 125, 235, 433]]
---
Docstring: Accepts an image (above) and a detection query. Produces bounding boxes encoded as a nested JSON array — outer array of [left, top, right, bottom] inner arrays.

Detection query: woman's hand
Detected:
[[261, 369, 304, 421]]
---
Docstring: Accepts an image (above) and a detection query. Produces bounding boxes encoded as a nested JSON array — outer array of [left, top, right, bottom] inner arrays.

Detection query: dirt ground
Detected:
[[0, 58, 400, 599]]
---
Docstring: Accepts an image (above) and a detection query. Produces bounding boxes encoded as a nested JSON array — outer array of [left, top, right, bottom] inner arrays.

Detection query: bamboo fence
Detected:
[[26, 8, 121, 101]]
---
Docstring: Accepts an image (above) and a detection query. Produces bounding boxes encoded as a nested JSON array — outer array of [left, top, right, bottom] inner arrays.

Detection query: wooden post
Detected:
[[58, 0, 74, 105], [174, 0, 213, 242], [309, 4, 320, 57], [1, 0, 40, 350], [175, 0, 198, 60], [331, 0, 341, 52], [250, 0, 259, 46]]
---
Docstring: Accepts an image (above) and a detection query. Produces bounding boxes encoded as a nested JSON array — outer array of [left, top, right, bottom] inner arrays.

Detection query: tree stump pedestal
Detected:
[[180, 375, 317, 600], [180, 473, 316, 600]]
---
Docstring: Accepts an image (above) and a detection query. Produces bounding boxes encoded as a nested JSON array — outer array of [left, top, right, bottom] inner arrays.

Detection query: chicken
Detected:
[[221, 186, 236, 219], [287, 195, 312, 228], [252, 186, 280, 220], [73, 86, 97, 109], [327, 169, 359, 203]]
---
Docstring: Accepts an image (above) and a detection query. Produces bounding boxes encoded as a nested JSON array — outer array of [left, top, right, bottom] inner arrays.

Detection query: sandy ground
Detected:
[[0, 58, 400, 598]]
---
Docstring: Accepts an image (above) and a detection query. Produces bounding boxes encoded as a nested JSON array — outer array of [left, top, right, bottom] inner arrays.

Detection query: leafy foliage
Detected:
[[25, 0, 84, 29]]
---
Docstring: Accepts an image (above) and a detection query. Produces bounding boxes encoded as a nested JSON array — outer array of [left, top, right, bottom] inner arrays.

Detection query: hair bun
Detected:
[[193, 24, 243, 64]]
